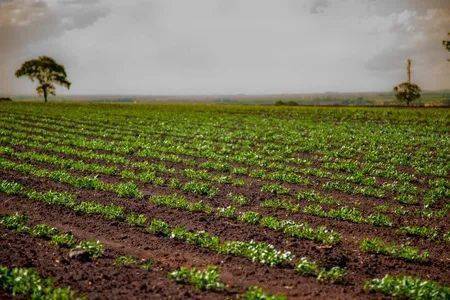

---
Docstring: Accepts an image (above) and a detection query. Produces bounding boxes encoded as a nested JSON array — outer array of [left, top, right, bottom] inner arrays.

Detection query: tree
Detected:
[[393, 59, 421, 106], [393, 83, 421, 106], [15, 56, 71, 102]]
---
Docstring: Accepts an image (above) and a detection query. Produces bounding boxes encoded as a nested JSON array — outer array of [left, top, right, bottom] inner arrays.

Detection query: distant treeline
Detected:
[[274, 100, 299, 106]]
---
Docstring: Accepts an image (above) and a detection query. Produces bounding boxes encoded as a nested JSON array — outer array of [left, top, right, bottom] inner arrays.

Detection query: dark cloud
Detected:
[[1, 0, 449, 95], [365, 6, 450, 68], [365, 4, 450, 89], [367, 0, 450, 16], [310, 0, 330, 14], [0, 0, 109, 94]]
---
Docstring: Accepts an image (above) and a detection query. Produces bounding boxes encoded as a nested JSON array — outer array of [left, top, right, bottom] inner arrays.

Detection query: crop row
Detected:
[[0, 211, 285, 299], [1, 108, 446, 181], [2, 116, 444, 207], [1, 154, 446, 245], [1, 153, 447, 247], [0, 212, 104, 259], [0, 125, 445, 215], [0, 179, 348, 281]]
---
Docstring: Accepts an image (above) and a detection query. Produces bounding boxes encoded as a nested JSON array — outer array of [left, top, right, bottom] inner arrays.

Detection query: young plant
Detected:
[[364, 274, 450, 299], [360, 237, 429, 262], [216, 206, 237, 219], [147, 219, 171, 236], [295, 257, 319, 276], [113, 182, 143, 198], [222, 240, 294, 266], [227, 192, 249, 206], [74, 201, 125, 220], [126, 213, 148, 227], [115, 255, 137, 267], [367, 213, 393, 227], [398, 226, 438, 240], [0, 266, 78, 299], [168, 266, 225, 291], [317, 267, 346, 283], [30, 224, 59, 239], [0, 213, 29, 232], [242, 286, 286, 300], [0, 180, 23, 195], [51, 233, 76, 248], [182, 181, 218, 197], [238, 211, 261, 225], [140, 258, 154, 271], [74, 240, 104, 259], [261, 184, 290, 195]]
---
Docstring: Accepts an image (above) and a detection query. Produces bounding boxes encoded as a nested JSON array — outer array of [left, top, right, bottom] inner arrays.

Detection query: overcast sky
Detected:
[[1, 0, 449, 95]]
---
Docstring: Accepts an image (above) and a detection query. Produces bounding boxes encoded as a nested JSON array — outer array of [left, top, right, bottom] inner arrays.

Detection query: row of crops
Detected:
[[0, 102, 448, 299]]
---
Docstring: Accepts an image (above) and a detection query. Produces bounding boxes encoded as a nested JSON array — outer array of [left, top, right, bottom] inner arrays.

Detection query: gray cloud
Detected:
[[0, 0, 109, 94], [365, 4, 450, 89], [1, 0, 449, 96], [310, 0, 330, 14]]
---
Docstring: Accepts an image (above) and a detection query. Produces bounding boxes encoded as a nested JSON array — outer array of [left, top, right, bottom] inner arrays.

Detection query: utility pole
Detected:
[[443, 32, 450, 61], [407, 59, 411, 84]]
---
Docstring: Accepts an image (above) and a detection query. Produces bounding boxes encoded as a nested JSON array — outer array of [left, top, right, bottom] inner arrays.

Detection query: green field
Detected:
[[0, 102, 448, 299]]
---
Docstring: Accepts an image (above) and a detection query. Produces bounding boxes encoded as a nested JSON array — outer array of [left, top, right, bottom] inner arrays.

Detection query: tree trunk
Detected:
[[43, 87, 47, 103]]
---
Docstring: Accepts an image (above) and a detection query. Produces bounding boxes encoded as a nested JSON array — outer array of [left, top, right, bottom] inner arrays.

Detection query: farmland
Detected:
[[0, 102, 448, 299]]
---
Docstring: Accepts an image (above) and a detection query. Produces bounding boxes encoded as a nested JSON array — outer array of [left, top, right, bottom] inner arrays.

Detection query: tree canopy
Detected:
[[393, 82, 421, 106], [15, 56, 71, 102]]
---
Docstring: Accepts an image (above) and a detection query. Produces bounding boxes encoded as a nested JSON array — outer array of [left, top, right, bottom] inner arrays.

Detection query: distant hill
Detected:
[[5, 90, 450, 106]]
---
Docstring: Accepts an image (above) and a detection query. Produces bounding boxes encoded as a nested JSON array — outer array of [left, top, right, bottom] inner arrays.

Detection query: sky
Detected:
[[0, 0, 449, 96]]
